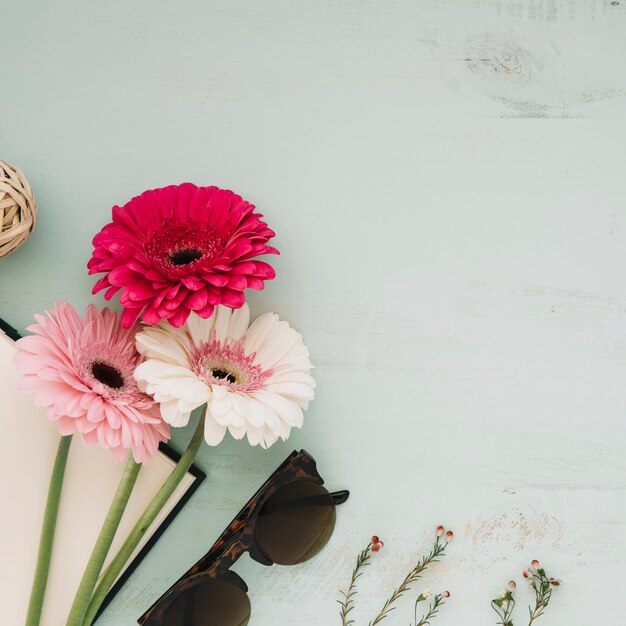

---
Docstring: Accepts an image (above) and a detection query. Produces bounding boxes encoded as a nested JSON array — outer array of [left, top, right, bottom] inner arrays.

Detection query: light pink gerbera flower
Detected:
[[88, 183, 278, 329], [14, 302, 170, 463]]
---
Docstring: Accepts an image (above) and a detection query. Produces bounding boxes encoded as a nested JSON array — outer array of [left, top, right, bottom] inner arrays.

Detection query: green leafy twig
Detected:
[[338, 540, 375, 625], [369, 527, 452, 626], [414, 591, 450, 626]]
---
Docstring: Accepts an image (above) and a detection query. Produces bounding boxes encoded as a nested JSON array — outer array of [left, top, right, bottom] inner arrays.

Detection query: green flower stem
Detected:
[[66, 455, 142, 626], [81, 412, 206, 626], [26, 434, 73, 626]]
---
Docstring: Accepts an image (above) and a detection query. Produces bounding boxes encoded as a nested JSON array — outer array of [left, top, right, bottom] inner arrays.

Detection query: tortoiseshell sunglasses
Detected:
[[138, 450, 349, 626]]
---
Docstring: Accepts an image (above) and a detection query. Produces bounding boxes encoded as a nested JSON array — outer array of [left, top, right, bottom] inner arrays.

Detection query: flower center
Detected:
[[144, 219, 226, 277], [168, 248, 204, 266], [190, 338, 271, 392], [91, 362, 125, 389], [210, 368, 238, 384]]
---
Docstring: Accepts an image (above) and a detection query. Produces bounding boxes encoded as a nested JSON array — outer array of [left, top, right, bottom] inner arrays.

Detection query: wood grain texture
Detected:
[[1, 1, 625, 624]]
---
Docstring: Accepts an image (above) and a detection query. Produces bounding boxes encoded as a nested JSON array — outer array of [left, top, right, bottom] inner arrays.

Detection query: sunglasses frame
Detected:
[[138, 449, 349, 625]]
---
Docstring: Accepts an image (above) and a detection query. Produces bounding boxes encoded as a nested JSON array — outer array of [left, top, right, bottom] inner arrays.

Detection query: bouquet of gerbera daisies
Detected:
[[16, 184, 316, 626]]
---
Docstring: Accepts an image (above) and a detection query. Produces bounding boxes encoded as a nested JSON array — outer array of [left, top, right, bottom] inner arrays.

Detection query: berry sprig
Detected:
[[338, 536, 384, 626], [491, 580, 517, 626], [369, 526, 453, 626], [492, 560, 562, 626], [525, 560, 561, 625], [413, 590, 450, 626]]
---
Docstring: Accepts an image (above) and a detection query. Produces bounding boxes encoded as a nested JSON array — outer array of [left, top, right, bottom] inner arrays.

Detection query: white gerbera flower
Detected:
[[133, 304, 315, 448]]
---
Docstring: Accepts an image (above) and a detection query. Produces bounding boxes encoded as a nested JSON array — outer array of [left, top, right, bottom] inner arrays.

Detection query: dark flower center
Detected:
[[91, 362, 125, 389], [211, 368, 237, 384], [168, 248, 204, 266]]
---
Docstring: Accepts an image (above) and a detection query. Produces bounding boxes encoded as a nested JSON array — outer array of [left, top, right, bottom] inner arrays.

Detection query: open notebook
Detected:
[[0, 319, 205, 625]]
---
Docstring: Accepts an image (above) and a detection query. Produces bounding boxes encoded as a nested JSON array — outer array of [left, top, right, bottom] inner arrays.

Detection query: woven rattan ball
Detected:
[[0, 160, 37, 259]]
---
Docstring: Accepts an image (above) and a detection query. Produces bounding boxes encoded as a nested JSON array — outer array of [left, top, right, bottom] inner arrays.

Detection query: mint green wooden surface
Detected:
[[2, 2, 626, 624]]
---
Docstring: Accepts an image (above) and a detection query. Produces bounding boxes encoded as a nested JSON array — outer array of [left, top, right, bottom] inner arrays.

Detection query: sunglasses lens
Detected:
[[254, 480, 336, 566], [162, 578, 251, 626]]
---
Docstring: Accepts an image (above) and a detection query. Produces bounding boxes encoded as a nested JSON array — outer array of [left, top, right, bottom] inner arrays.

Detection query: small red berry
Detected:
[[371, 536, 384, 552], [436, 525, 445, 536], [531, 559, 540, 568], [445, 530, 454, 541]]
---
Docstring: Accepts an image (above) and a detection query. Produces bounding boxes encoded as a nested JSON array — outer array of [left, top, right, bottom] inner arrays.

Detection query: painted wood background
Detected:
[[2, 1, 625, 624]]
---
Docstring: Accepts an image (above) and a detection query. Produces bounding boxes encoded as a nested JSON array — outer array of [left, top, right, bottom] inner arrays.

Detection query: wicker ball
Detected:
[[0, 160, 37, 259]]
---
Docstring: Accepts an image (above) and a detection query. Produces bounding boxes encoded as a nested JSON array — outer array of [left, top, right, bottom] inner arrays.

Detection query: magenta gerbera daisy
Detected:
[[88, 183, 279, 328], [14, 302, 170, 463]]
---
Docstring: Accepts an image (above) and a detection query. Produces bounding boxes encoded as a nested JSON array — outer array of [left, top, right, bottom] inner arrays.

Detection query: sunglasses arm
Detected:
[[258, 489, 350, 516], [332, 490, 350, 505]]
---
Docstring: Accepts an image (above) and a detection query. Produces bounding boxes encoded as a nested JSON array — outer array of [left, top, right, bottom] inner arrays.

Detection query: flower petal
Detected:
[[204, 412, 227, 446]]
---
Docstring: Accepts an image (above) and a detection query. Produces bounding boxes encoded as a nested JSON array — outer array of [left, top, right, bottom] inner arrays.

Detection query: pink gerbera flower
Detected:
[[14, 302, 170, 463], [88, 183, 279, 328]]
